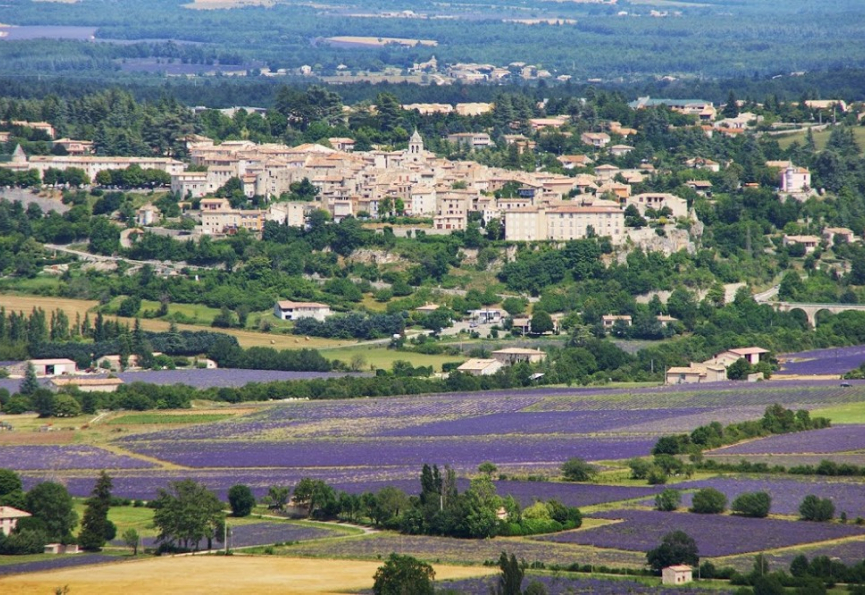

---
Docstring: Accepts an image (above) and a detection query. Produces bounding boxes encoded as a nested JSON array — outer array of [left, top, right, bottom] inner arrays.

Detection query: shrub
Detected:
[[799, 495, 835, 522], [731, 491, 771, 518], [690, 488, 727, 514], [655, 489, 681, 512], [561, 458, 596, 482]]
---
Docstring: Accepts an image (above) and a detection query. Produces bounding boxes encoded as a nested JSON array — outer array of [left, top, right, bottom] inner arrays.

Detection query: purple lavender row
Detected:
[[121, 435, 656, 468], [709, 425, 865, 455], [667, 476, 865, 518], [0, 554, 116, 576], [436, 575, 735, 595], [777, 344, 865, 376], [0, 445, 155, 470], [537, 509, 865, 557]]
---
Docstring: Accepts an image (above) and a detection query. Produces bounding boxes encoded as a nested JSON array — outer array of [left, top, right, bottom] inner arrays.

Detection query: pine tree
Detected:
[[78, 471, 115, 551], [722, 90, 739, 118], [19, 362, 39, 395]]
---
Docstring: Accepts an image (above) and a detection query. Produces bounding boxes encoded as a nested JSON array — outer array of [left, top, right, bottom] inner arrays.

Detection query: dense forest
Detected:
[[1, 0, 865, 81]]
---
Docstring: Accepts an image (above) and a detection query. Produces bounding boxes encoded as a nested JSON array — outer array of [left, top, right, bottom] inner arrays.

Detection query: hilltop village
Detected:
[[1, 95, 835, 257]]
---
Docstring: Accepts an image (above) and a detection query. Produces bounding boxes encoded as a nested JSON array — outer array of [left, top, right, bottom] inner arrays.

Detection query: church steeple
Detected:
[[11, 144, 27, 164], [409, 129, 423, 155]]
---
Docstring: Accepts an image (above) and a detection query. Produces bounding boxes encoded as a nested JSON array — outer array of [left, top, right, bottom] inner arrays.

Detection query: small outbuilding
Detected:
[[662, 565, 693, 585], [28, 358, 77, 377]]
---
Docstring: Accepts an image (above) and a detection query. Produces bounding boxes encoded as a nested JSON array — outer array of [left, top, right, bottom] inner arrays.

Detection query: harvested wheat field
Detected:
[[0, 555, 495, 594]]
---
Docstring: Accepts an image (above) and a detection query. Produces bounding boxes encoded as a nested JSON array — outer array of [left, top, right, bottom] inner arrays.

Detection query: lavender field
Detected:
[[536, 509, 865, 556], [0, 554, 117, 577], [720, 537, 865, 571], [778, 345, 865, 376], [123, 435, 656, 470], [282, 532, 647, 568], [667, 476, 865, 518], [708, 425, 865, 456], [437, 574, 735, 595], [0, 445, 154, 471]]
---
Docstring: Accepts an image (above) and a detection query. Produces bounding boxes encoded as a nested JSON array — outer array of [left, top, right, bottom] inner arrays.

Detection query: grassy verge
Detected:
[[106, 413, 234, 425]]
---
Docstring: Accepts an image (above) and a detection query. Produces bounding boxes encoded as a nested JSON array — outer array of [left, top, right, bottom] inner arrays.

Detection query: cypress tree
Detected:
[[78, 471, 116, 551]]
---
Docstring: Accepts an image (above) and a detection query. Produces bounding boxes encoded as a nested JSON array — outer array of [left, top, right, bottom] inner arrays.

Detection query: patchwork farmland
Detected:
[[3, 378, 865, 579]]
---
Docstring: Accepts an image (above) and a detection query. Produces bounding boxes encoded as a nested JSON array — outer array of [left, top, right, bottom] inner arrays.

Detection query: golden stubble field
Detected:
[[0, 555, 495, 594]]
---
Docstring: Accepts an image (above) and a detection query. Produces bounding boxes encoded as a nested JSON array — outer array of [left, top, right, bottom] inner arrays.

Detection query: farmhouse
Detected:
[[491, 348, 547, 365], [28, 358, 77, 377], [662, 565, 693, 585], [273, 301, 332, 322], [0, 506, 30, 536], [665, 363, 727, 385], [456, 358, 504, 376], [710, 346, 770, 367]]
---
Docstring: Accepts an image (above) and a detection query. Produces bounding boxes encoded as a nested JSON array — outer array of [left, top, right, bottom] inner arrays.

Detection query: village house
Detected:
[[804, 99, 848, 113], [328, 137, 356, 152], [0, 507, 31, 536], [609, 144, 634, 157], [53, 138, 95, 155], [557, 154, 594, 170], [446, 132, 493, 150], [136, 204, 160, 227], [580, 132, 611, 148], [783, 234, 821, 254], [170, 171, 209, 198], [629, 97, 716, 120], [656, 315, 679, 327], [685, 157, 721, 172], [823, 227, 857, 244], [502, 135, 537, 154], [5, 120, 56, 138], [685, 179, 713, 195], [434, 191, 471, 231], [267, 201, 310, 228], [529, 116, 569, 131], [593, 164, 620, 183], [491, 348, 547, 365], [456, 358, 504, 376], [602, 315, 632, 329], [469, 309, 504, 325], [273, 301, 333, 322], [627, 193, 689, 219], [780, 165, 812, 193]]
